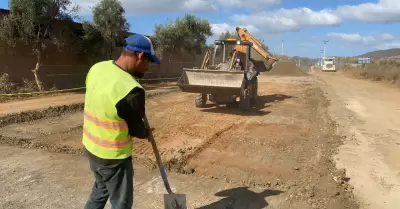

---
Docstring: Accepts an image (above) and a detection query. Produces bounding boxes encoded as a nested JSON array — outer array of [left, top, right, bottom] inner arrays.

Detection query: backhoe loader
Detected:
[[176, 27, 278, 111]]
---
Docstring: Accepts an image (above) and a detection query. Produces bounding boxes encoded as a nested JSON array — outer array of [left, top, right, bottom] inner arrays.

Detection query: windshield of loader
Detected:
[[213, 40, 239, 64]]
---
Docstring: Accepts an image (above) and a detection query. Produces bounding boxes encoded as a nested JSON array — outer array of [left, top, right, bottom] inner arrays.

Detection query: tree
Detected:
[[153, 14, 213, 58], [83, 0, 129, 60], [219, 30, 239, 40], [0, 0, 79, 91]]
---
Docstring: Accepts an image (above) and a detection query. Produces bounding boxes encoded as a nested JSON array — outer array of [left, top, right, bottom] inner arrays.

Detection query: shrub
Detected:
[[0, 73, 15, 94], [0, 73, 40, 94], [340, 59, 400, 86]]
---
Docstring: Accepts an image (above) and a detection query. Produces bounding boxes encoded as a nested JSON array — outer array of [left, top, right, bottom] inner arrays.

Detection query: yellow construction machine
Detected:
[[176, 27, 278, 111]]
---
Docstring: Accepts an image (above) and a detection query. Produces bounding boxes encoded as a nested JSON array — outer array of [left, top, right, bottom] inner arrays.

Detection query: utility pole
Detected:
[[281, 40, 284, 55], [320, 50, 324, 66], [322, 40, 329, 57]]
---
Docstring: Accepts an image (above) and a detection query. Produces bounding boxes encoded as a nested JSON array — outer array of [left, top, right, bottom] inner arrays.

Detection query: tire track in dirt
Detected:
[[132, 90, 247, 170], [163, 123, 237, 173]]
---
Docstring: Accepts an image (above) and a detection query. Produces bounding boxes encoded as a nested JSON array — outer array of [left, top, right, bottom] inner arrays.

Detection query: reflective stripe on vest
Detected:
[[82, 60, 143, 159], [83, 128, 130, 148], [84, 111, 128, 131]]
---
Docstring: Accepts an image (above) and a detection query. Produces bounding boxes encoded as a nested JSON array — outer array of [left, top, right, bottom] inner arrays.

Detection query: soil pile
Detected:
[[268, 60, 307, 76]]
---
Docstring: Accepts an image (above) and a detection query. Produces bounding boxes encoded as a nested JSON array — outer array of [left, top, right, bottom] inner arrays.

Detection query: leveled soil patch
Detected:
[[0, 94, 84, 116], [0, 111, 83, 154], [268, 60, 308, 77], [0, 104, 83, 127]]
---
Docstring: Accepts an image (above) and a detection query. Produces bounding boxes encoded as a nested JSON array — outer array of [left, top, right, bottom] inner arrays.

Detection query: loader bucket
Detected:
[[177, 68, 245, 95]]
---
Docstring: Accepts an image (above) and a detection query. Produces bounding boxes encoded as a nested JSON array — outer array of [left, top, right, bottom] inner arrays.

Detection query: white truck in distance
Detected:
[[322, 57, 336, 72]]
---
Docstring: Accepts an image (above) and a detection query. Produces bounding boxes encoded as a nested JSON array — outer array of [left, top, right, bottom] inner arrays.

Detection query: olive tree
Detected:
[[83, 0, 129, 60], [219, 30, 239, 40], [153, 14, 213, 58], [0, 0, 79, 91]]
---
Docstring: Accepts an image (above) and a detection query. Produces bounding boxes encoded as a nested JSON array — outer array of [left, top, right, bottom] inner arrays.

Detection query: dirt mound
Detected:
[[268, 60, 307, 76]]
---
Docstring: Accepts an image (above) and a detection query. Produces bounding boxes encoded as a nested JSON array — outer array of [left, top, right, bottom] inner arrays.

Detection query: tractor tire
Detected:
[[195, 93, 207, 108], [239, 89, 250, 111], [251, 77, 258, 104]]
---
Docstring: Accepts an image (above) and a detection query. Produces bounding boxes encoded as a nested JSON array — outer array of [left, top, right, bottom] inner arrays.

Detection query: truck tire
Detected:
[[239, 89, 250, 111], [195, 93, 207, 108]]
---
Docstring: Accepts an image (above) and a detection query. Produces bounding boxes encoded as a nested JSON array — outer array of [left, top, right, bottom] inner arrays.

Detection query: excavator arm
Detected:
[[235, 27, 278, 62], [233, 27, 278, 72]]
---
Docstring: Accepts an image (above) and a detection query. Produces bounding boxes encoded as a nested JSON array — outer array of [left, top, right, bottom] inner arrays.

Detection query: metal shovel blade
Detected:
[[164, 194, 187, 209], [143, 116, 187, 209]]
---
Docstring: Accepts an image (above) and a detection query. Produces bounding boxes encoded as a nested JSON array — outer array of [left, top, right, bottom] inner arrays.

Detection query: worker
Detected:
[[82, 33, 160, 209]]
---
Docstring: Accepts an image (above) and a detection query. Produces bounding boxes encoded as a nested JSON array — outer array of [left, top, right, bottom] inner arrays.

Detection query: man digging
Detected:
[[82, 33, 159, 209]]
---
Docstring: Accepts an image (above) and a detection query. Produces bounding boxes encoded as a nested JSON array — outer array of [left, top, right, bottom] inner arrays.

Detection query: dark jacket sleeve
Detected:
[[115, 87, 148, 139]]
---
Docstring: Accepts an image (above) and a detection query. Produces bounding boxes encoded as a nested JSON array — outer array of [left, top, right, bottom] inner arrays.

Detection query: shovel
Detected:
[[143, 116, 187, 209]]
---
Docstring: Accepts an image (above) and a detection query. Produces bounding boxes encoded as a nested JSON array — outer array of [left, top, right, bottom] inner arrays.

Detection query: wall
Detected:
[[0, 42, 206, 89], [0, 40, 91, 89]]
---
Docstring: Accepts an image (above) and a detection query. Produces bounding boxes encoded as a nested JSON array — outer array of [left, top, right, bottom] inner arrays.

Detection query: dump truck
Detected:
[[321, 57, 336, 72], [176, 27, 278, 111]]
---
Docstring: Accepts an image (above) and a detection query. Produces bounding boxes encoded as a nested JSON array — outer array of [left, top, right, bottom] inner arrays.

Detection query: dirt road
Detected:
[[0, 72, 358, 209], [314, 71, 400, 209]]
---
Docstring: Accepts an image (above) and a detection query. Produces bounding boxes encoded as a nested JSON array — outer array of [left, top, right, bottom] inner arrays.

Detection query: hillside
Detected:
[[358, 48, 400, 59]]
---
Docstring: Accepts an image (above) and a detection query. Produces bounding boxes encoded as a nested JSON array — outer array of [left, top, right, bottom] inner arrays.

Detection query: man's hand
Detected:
[[142, 117, 155, 137], [142, 117, 150, 129]]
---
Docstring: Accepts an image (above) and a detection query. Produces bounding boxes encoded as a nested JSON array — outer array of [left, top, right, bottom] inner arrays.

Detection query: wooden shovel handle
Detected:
[[143, 116, 173, 194]]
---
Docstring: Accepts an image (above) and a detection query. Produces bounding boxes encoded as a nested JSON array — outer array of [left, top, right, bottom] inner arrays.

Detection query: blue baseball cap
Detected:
[[124, 34, 160, 64]]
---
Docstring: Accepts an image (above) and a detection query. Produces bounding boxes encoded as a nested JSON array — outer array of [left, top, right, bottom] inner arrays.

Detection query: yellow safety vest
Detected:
[[82, 60, 143, 159]]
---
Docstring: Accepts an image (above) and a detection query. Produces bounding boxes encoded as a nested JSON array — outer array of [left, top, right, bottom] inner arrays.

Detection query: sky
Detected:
[[1, 0, 400, 58]]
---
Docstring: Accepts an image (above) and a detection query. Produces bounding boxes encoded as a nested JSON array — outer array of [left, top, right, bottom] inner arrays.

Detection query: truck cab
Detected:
[[322, 57, 336, 72]]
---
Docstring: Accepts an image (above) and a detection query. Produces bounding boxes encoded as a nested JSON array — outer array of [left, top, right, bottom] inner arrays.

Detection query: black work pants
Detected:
[[84, 159, 133, 209]]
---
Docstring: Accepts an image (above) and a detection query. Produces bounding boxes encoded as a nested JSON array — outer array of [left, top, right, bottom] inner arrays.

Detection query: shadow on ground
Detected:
[[200, 94, 295, 116], [196, 187, 283, 209]]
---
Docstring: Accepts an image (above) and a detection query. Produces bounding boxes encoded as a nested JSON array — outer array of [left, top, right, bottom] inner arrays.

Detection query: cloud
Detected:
[[376, 42, 400, 50], [380, 33, 395, 40], [211, 23, 233, 35], [227, 0, 400, 33], [328, 33, 376, 45], [74, 0, 282, 15], [211, 23, 260, 37], [335, 0, 400, 23], [74, 0, 217, 15], [215, 0, 281, 10], [327, 32, 394, 45], [74, 0, 400, 35], [183, 0, 218, 12], [230, 8, 341, 33]]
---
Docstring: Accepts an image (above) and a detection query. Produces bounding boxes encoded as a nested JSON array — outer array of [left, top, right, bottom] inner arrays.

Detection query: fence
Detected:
[[2, 59, 204, 90]]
